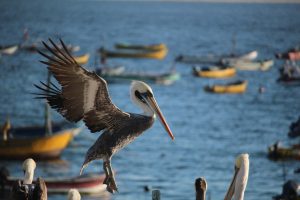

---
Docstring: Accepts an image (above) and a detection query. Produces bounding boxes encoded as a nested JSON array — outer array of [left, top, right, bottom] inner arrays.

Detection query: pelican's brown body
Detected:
[[84, 113, 154, 164]]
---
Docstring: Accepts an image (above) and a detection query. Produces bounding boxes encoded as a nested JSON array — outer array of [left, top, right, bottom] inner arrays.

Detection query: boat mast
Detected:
[[44, 71, 52, 135]]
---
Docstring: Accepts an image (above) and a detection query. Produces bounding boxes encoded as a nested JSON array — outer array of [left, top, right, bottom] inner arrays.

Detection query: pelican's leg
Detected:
[[103, 162, 109, 185], [107, 160, 118, 192], [103, 160, 118, 193]]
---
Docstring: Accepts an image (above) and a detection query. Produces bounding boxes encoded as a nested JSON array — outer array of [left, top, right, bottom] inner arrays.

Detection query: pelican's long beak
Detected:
[[143, 94, 175, 140], [224, 166, 239, 200]]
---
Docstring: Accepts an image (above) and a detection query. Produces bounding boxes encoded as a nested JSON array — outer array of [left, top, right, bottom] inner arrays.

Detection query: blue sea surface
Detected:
[[0, 1, 300, 199]]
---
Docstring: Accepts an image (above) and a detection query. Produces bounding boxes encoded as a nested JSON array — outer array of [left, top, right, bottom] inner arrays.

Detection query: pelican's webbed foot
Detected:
[[103, 160, 118, 193]]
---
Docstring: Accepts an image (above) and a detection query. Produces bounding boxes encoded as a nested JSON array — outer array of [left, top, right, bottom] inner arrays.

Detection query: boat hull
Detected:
[[115, 43, 166, 51], [100, 47, 168, 60], [98, 71, 180, 85], [4, 174, 107, 195], [74, 53, 90, 65], [227, 59, 274, 71], [268, 145, 300, 160], [0, 45, 18, 55], [193, 66, 236, 78], [204, 80, 247, 94], [0, 128, 80, 160], [288, 52, 300, 61]]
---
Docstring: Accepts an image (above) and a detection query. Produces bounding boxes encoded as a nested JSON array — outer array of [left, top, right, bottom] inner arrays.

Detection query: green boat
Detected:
[[95, 67, 180, 85]]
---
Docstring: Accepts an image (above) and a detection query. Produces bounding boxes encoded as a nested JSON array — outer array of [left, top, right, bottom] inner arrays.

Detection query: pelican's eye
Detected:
[[146, 90, 153, 97], [135, 90, 146, 104]]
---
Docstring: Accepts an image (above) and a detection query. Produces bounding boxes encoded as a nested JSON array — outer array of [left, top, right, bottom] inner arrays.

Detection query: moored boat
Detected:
[[0, 45, 18, 55], [193, 66, 236, 78], [21, 43, 80, 53], [288, 51, 300, 61], [224, 59, 274, 71], [2, 173, 107, 195], [73, 53, 90, 65], [204, 80, 247, 94], [276, 48, 300, 61], [277, 62, 300, 85], [0, 122, 80, 160], [96, 69, 180, 85], [175, 50, 258, 64], [115, 43, 167, 51], [268, 142, 300, 160], [99, 47, 168, 60]]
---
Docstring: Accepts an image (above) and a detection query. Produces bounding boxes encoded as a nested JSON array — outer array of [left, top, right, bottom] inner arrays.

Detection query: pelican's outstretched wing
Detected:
[[35, 39, 129, 133]]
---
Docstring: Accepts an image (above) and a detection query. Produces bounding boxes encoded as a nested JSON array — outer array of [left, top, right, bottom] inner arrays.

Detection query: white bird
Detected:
[[22, 158, 36, 184], [68, 189, 81, 200], [12, 158, 47, 200], [224, 153, 249, 200]]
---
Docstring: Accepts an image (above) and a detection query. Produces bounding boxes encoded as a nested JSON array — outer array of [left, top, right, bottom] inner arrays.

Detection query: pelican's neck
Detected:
[[23, 168, 34, 184], [234, 155, 249, 200]]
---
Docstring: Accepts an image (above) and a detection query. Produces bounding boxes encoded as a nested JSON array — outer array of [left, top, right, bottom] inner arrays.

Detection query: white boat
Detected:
[[221, 51, 258, 65], [176, 50, 258, 64], [0, 45, 18, 55], [228, 59, 274, 71]]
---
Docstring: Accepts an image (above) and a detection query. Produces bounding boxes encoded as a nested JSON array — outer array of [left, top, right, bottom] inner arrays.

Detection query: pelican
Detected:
[[68, 189, 81, 200], [224, 153, 249, 200], [34, 39, 175, 193], [12, 158, 47, 200], [22, 158, 36, 184]]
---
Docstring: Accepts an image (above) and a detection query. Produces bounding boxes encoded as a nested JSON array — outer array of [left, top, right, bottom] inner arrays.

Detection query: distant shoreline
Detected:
[[84, 0, 300, 3]]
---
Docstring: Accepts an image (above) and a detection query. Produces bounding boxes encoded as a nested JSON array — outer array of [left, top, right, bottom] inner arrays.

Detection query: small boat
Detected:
[[276, 48, 300, 61], [2, 173, 107, 195], [287, 51, 300, 61], [95, 65, 125, 76], [224, 59, 274, 71], [0, 45, 18, 55], [115, 43, 167, 51], [193, 66, 236, 78], [204, 80, 248, 94], [277, 62, 300, 85], [99, 46, 168, 60], [175, 51, 258, 64], [268, 142, 300, 160], [73, 53, 90, 65], [96, 68, 180, 85], [21, 43, 80, 53], [0, 122, 80, 160], [0, 72, 81, 160]]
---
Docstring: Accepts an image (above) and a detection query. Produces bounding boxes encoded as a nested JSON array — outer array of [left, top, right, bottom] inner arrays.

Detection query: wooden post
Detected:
[[195, 177, 207, 200], [152, 189, 160, 200]]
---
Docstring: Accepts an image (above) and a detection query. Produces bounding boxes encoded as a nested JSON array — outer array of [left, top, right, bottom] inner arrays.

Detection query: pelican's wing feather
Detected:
[[36, 39, 129, 133]]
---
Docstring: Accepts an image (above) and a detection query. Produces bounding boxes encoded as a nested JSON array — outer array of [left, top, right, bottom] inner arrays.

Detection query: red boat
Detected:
[[288, 51, 300, 61], [2, 173, 107, 195]]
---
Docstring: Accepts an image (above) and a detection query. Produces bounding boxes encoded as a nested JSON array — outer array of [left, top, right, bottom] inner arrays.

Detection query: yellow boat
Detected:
[[115, 43, 167, 51], [73, 53, 90, 65], [204, 80, 248, 94], [0, 122, 80, 160], [268, 142, 300, 160], [193, 66, 236, 78], [99, 46, 168, 60]]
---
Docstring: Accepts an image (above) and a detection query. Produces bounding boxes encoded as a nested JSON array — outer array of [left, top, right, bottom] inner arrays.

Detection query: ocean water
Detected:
[[0, 1, 300, 199]]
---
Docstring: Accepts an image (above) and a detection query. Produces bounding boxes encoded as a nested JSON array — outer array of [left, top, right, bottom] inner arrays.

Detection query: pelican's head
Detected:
[[68, 189, 81, 200], [130, 81, 175, 140], [22, 158, 36, 184], [224, 153, 249, 200]]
